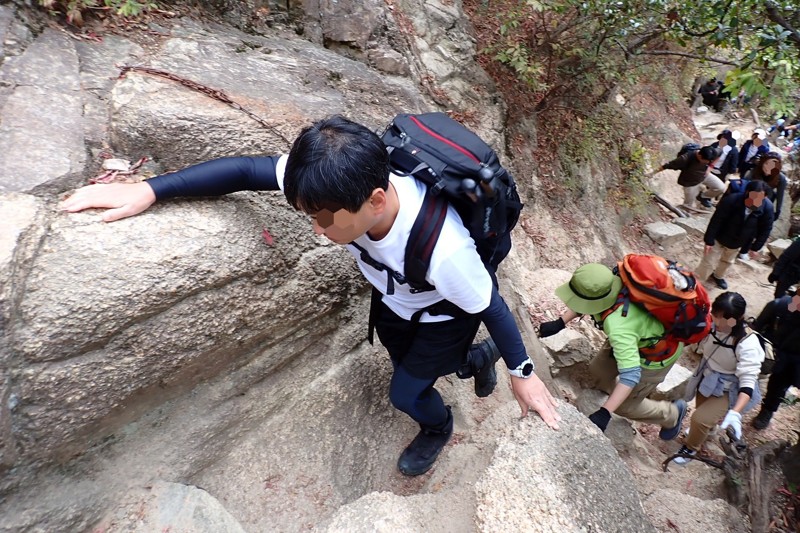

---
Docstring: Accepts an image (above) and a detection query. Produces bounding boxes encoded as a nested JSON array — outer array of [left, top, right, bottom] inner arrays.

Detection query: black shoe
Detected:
[[696, 194, 713, 209], [397, 408, 453, 476], [471, 338, 502, 398], [752, 409, 773, 430], [709, 274, 728, 290]]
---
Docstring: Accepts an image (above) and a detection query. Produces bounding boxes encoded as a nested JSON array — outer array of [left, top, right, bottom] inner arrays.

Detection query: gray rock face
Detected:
[[0, 29, 85, 192], [476, 403, 656, 533], [316, 404, 655, 533], [673, 215, 709, 237], [540, 329, 594, 371], [643, 489, 748, 533], [652, 363, 694, 401], [768, 238, 794, 259], [110, 18, 426, 171], [644, 221, 687, 247], [104, 481, 248, 533]]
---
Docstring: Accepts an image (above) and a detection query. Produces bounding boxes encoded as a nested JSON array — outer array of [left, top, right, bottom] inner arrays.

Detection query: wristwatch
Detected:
[[508, 357, 535, 378]]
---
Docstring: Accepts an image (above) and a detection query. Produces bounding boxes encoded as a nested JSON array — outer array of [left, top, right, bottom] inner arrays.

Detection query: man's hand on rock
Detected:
[[511, 373, 561, 430], [61, 182, 156, 222]]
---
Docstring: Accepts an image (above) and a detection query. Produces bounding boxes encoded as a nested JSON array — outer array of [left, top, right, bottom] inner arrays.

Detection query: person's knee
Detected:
[[389, 382, 416, 414]]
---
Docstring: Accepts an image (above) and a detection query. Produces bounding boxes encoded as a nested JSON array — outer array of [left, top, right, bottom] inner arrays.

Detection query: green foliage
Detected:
[[479, 0, 800, 115], [38, 0, 156, 26]]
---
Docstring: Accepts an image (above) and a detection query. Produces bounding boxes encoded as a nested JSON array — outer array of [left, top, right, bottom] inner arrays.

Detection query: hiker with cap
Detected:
[[708, 129, 739, 184], [737, 129, 770, 176], [653, 145, 724, 211], [538, 264, 687, 438]]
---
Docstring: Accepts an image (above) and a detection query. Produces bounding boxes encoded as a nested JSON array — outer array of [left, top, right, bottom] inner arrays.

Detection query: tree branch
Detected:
[[613, 40, 739, 66], [764, 1, 800, 48]]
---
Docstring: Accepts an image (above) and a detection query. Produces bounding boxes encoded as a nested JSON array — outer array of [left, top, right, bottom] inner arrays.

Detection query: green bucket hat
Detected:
[[554, 263, 623, 315]]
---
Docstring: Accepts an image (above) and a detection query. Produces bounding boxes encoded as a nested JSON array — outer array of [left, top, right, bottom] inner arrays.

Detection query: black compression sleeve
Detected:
[[147, 156, 282, 200], [478, 285, 527, 369]]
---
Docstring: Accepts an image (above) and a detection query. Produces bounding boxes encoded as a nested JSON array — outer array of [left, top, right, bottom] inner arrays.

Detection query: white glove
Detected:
[[720, 410, 743, 439]]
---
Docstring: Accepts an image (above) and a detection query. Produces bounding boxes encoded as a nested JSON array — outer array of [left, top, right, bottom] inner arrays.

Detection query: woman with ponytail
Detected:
[[673, 292, 765, 464]]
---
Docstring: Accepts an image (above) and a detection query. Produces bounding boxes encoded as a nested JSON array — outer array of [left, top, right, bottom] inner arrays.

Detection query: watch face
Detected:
[[522, 363, 534, 377]]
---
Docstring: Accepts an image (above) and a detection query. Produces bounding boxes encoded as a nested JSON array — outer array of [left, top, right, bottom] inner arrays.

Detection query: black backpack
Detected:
[[372, 112, 522, 293], [677, 142, 701, 158]]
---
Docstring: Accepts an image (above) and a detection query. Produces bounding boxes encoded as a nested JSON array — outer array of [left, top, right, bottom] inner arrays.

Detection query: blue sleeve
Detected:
[[478, 285, 527, 369], [618, 366, 642, 387], [147, 156, 283, 200]]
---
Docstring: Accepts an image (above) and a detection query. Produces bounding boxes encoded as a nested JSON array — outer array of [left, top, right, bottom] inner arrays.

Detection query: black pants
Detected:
[[775, 273, 799, 298], [763, 352, 800, 412], [375, 302, 480, 428]]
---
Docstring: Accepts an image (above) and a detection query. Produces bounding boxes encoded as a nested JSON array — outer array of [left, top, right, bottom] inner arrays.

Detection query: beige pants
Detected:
[[589, 341, 679, 427], [683, 173, 726, 206], [685, 393, 728, 451], [695, 242, 740, 280]]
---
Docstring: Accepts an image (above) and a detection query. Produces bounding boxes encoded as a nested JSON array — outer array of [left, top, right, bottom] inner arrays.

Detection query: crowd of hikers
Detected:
[[60, 113, 798, 482]]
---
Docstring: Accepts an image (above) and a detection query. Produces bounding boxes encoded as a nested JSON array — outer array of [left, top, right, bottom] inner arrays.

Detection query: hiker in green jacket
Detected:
[[538, 264, 687, 438]]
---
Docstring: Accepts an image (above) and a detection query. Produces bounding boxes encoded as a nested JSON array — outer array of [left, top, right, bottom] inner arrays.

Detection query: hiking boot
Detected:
[[752, 409, 774, 430], [696, 194, 713, 209], [470, 338, 502, 398], [737, 253, 750, 261], [659, 399, 687, 441], [671, 444, 697, 465], [397, 408, 453, 476], [709, 274, 728, 290]]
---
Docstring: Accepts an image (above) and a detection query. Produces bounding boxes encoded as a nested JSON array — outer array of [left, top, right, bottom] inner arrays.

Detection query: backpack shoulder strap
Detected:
[[404, 190, 448, 289]]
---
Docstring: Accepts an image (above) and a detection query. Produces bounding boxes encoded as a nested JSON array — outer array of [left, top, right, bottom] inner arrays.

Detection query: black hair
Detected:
[[284, 115, 390, 213], [744, 179, 769, 194], [711, 291, 747, 341], [699, 145, 722, 161], [752, 151, 783, 182]]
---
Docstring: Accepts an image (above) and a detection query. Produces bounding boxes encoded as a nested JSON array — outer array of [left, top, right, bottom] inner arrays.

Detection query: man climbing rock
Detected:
[[538, 264, 686, 438], [62, 115, 561, 477]]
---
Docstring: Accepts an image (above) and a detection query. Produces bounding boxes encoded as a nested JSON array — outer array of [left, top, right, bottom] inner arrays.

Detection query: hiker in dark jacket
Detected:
[[737, 151, 789, 260], [696, 180, 774, 290], [655, 145, 723, 210], [737, 130, 769, 175], [769, 239, 800, 298], [743, 151, 787, 220], [709, 130, 739, 183], [699, 78, 723, 111], [751, 294, 800, 429]]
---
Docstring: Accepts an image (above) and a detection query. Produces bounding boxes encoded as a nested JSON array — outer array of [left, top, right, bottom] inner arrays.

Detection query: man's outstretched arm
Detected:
[[61, 156, 284, 221]]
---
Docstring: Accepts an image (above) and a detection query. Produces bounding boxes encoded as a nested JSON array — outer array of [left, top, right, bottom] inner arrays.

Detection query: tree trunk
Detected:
[[721, 437, 790, 532]]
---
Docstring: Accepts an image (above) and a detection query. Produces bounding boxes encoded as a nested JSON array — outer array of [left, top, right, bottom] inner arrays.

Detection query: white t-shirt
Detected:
[[349, 174, 492, 322], [712, 145, 732, 170], [273, 156, 492, 323]]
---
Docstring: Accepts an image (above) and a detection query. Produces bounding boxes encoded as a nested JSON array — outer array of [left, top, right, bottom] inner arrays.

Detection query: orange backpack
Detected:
[[601, 254, 712, 363]]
